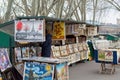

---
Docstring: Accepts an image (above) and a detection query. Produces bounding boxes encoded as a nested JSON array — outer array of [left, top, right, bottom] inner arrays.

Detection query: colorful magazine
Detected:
[[56, 62, 69, 80], [23, 62, 54, 80], [0, 48, 12, 72]]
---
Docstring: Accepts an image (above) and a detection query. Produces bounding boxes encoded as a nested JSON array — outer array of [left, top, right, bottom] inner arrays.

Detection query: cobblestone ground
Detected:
[[69, 61, 120, 80]]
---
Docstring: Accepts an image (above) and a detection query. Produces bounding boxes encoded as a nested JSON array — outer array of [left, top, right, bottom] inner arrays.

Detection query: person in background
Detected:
[[41, 29, 52, 57]]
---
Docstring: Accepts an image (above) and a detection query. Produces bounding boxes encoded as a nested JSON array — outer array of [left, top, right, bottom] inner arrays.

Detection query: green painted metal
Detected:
[[106, 34, 119, 41], [0, 20, 14, 28]]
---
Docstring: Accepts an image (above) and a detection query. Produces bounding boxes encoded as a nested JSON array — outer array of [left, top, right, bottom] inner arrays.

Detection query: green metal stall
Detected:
[[0, 20, 15, 63]]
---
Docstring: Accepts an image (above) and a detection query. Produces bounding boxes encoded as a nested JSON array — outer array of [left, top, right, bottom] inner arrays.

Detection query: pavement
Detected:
[[69, 61, 120, 80]]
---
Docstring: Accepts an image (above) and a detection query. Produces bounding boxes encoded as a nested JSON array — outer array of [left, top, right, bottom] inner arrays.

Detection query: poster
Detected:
[[56, 62, 69, 80], [52, 22, 66, 40], [23, 62, 54, 80], [98, 50, 113, 62], [0, 48, 12, 72], [15, 47, 22, 62], [15, 19, 45, 42]]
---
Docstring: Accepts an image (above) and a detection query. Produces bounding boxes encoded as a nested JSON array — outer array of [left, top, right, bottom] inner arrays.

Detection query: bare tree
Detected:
[[92, 0, 98, 24], [106, 0, 120, 11], [0, 0, 118, 24], [4, 0, 14, 21], [22, 0, 29, 16]]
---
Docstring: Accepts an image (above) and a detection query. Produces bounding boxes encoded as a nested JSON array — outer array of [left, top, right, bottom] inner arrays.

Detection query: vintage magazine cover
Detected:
[[23, 62, 54, 80], [15, 19, 45, 42], [0, 48, 12, 72], [56, 62, 69, 80], [52, 22, 66, 40], [14, 47, 22, 63]]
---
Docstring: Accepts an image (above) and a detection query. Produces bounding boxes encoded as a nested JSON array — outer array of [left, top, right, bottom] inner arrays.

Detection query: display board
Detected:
[[15, 19, 45, 42]]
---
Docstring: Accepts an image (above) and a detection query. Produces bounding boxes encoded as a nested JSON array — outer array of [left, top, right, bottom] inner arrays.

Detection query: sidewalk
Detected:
[[69, 61, 120, 80]]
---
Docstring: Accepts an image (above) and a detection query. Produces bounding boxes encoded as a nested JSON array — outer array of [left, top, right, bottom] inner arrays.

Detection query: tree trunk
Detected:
[[22, 0, 29, 16], [31, 0, 36, 16], [93, 0, 98, 24], [4, 0, 14, 21]]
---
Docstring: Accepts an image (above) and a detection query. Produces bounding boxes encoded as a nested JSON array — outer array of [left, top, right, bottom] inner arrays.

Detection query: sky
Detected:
[[101, 9, 120, 24]]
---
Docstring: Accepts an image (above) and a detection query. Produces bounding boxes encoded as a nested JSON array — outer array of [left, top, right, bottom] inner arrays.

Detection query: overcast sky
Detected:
[[102, 9, 120, 24]]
